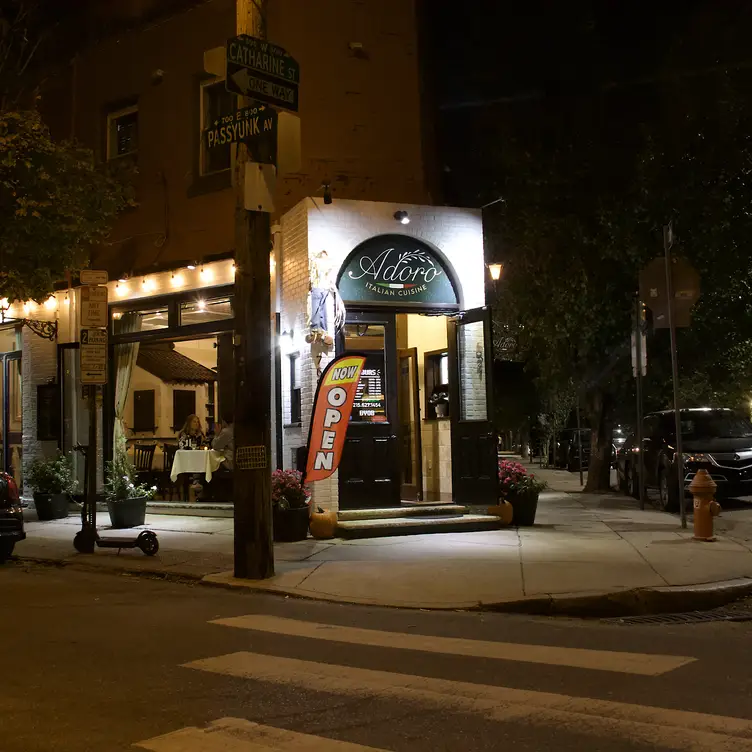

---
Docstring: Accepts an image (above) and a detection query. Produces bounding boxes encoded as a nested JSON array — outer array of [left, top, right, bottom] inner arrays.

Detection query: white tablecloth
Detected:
[[170, 449, 225, 482]]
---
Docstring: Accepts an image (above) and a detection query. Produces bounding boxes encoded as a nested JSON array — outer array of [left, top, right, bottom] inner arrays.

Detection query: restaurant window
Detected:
[[133, 389, 156, 433], [425, 349, 449, 419], [107, 105, 138, 160], [289, 353, 301, 424], [173, 390, 196, 432], [112, 307, 169, 334], [180, 296, 233, 325], [200, 79, 234, 175]]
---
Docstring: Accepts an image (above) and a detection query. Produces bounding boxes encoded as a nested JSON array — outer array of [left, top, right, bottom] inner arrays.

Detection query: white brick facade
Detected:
[[279, 198, 486, 512]]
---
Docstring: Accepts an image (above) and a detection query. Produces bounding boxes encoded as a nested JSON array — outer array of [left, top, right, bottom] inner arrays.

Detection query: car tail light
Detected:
[[0, 472, 19, 507]]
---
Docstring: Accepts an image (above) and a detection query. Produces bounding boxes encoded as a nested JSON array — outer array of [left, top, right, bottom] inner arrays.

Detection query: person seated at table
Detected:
[[178, 414, 205, 450], [211, 412, 234, 471]]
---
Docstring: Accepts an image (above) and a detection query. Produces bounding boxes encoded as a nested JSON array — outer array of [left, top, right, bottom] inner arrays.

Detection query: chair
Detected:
[[132, 443, 157, 490], [160, 444, 179, 501], [133, 443, 156, 472]]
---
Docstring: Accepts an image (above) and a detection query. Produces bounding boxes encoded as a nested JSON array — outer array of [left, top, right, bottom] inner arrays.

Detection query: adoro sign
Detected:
[[305, 355, 366, 483], [337, 235, 458, 306]]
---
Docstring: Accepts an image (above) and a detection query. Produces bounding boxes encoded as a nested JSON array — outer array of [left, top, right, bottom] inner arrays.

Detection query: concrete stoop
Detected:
[[335, 504, 504, 539]]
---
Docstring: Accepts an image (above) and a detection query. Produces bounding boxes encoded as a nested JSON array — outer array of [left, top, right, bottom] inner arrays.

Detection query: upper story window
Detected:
[[200, 79, 234, 175], [107, 105, 138, 160]]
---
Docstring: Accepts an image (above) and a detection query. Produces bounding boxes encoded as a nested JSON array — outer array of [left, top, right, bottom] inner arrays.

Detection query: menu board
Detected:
[[351, 353, 387, 422]]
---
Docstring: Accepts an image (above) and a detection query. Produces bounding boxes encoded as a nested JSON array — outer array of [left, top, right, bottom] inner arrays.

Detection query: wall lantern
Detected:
[[393, 210, 410, 225], [488, 263, 503, 281]]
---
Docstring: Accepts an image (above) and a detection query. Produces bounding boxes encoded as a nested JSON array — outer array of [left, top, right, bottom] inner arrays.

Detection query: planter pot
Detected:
[[487, 500, 514, 525], [506, 490, 539, 526], [107, 497, 147, 529], [273, 506, 310, 542], [34, 492, 70, 521], [309, 509, 338, 539]]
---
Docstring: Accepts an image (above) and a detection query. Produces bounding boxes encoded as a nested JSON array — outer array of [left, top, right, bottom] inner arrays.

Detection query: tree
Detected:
[[0, 2, 133, 302], [0, 110, 134, 302]]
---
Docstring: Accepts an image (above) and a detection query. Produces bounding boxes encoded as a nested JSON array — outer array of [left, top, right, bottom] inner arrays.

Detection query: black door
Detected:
[[337, 311, 400, 509], [447, 307, 498, 504]]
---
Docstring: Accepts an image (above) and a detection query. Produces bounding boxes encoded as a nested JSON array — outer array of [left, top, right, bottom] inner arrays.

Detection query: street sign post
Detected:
[[80, 269, 108, 286], [226, 35, 299, 111], [80, 328, 108, 384], [80, 286, 108, 328], [204, 104, 278, 164]]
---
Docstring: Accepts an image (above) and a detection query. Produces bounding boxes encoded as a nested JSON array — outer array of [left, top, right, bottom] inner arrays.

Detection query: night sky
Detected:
[[424, 0, 750, 205]]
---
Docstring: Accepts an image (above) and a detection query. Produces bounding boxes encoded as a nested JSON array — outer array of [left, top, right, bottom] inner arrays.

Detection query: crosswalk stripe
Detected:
[[184, 653, 752, 752], [210, 614, 694, 676], [135, 717, 388, 751]]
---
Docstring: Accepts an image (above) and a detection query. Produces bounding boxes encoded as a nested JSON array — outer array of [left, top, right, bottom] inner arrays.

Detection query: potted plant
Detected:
[[26, 453, 77, 521], [497, 459, 547, 526], [104, 442, 157, 529], [272, 469, 311, 542]]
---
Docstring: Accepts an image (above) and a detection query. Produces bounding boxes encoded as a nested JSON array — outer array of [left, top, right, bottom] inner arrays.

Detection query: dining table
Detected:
[[170, 448, 225, 483]]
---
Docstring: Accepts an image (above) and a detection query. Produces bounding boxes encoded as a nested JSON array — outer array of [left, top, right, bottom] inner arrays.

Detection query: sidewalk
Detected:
[[12, 465, 752, 614]]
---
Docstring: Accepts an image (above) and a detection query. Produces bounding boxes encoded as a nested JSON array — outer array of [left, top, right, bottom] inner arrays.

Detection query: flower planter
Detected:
[[107, 497, 147, 529], [273, 506, 310, 542], [506, 490, 539, 526], [309, 509, 338, 539], [34, 492, 70, 521]]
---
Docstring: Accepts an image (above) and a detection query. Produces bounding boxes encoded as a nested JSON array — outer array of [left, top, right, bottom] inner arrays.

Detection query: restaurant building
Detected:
[[1, 0, 498, 512]]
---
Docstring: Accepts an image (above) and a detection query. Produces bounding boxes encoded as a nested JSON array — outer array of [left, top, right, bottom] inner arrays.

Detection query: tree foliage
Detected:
[[0, 110, 134, 302], [488, 65, 752, 491]]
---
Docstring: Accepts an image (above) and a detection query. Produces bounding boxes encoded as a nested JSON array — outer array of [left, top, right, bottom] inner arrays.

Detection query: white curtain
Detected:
[[113, 312, 142, 459]]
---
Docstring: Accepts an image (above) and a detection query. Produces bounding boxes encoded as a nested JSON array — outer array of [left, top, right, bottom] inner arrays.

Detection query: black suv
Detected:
[[617, 408, 752, 510], [0, 472, 24, 561]]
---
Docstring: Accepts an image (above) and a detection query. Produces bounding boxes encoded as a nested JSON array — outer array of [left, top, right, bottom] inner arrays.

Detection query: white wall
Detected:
[[279, 198, 486, 512]]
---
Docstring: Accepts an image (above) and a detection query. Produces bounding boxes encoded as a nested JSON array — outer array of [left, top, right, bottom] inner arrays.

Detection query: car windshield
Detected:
[[680, 412, 752, 439]]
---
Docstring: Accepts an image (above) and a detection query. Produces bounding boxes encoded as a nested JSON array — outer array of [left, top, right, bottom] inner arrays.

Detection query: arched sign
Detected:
[[336, 235, 459, 307]]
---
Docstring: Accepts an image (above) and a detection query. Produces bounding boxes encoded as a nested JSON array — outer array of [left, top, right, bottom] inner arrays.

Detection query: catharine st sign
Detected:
[[226, 35, 300, 112], [337, 235, 458, 306]]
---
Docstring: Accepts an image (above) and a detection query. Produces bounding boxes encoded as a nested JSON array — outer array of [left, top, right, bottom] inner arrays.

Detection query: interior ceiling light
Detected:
[[186, 262, 197, 270]]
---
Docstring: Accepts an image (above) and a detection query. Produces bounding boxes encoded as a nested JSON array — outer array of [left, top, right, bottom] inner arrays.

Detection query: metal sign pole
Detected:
[[634, 298, 646, 510], [576, 401, 584, 487], [664, 223, 686, 528]]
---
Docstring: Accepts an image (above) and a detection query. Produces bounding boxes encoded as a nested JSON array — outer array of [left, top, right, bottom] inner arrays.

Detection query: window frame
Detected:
[[199, 77, 234, 177], [106, 104, 139, 161], [288, 352, 302, 425], [424, 348, 449, 420]]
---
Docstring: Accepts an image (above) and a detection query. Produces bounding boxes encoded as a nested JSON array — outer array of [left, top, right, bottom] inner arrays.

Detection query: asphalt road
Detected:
[[2, 562, 752, 751]]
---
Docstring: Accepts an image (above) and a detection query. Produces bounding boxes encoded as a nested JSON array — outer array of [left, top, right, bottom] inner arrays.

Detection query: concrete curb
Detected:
[[13, 553, 752, 618]]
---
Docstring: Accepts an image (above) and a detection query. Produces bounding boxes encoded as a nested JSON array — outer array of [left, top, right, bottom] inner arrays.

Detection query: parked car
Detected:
[[616, 408, 752, 511], [0, 471, 25, 562]]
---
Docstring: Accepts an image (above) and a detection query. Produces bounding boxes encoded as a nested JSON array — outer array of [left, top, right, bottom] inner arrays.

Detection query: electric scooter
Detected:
[[72, 443, 159, 556]]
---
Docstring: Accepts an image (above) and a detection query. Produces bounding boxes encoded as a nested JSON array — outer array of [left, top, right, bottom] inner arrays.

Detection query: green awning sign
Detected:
[[337, 235, 459, 307]]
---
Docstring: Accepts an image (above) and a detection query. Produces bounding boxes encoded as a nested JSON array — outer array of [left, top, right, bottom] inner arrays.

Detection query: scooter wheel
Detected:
[[73, 530, 96, 554], [137, 530, 159, 556]]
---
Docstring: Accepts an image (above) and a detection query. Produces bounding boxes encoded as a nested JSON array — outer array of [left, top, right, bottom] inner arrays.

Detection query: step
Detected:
[[145, 501, 234, 518], [337, 504, 467, 522], [335, 514, 504, 539]]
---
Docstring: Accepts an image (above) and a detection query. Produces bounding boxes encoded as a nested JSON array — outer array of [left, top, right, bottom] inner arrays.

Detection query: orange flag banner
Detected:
[[304, 354, 366, 483]]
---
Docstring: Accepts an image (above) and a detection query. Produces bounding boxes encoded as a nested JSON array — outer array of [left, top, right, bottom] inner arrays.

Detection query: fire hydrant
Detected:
[[688, 469, 721, 541]]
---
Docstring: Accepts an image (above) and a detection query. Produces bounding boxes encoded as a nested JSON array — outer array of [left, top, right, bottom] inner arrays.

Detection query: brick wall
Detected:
[[458, 320, 488, 421]]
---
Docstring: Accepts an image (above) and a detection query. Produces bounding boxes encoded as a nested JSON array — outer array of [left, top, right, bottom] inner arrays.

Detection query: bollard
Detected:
[[688, 468, 721, 541]]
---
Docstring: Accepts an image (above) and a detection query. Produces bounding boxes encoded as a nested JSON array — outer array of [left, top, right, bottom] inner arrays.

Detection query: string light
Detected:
[[64, 294, 70, 305], [171, 271, 185, 288], [142, 276, 156, 292], [0, 298, 8, 310], [199, 265, 214, 283], [22, 302, 31, 316], [44, 296, 57, 311], [115, 281, 128, 298]]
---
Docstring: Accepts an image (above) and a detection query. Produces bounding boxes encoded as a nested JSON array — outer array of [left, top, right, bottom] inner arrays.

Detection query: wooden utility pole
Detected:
[[233, 0, 274, 579]]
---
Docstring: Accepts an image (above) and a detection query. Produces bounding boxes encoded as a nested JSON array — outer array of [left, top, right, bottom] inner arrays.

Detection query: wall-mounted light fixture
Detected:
[[186, 262, 197, 271], [394, 210, 410, 225], [488, 263, 503, 281]]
